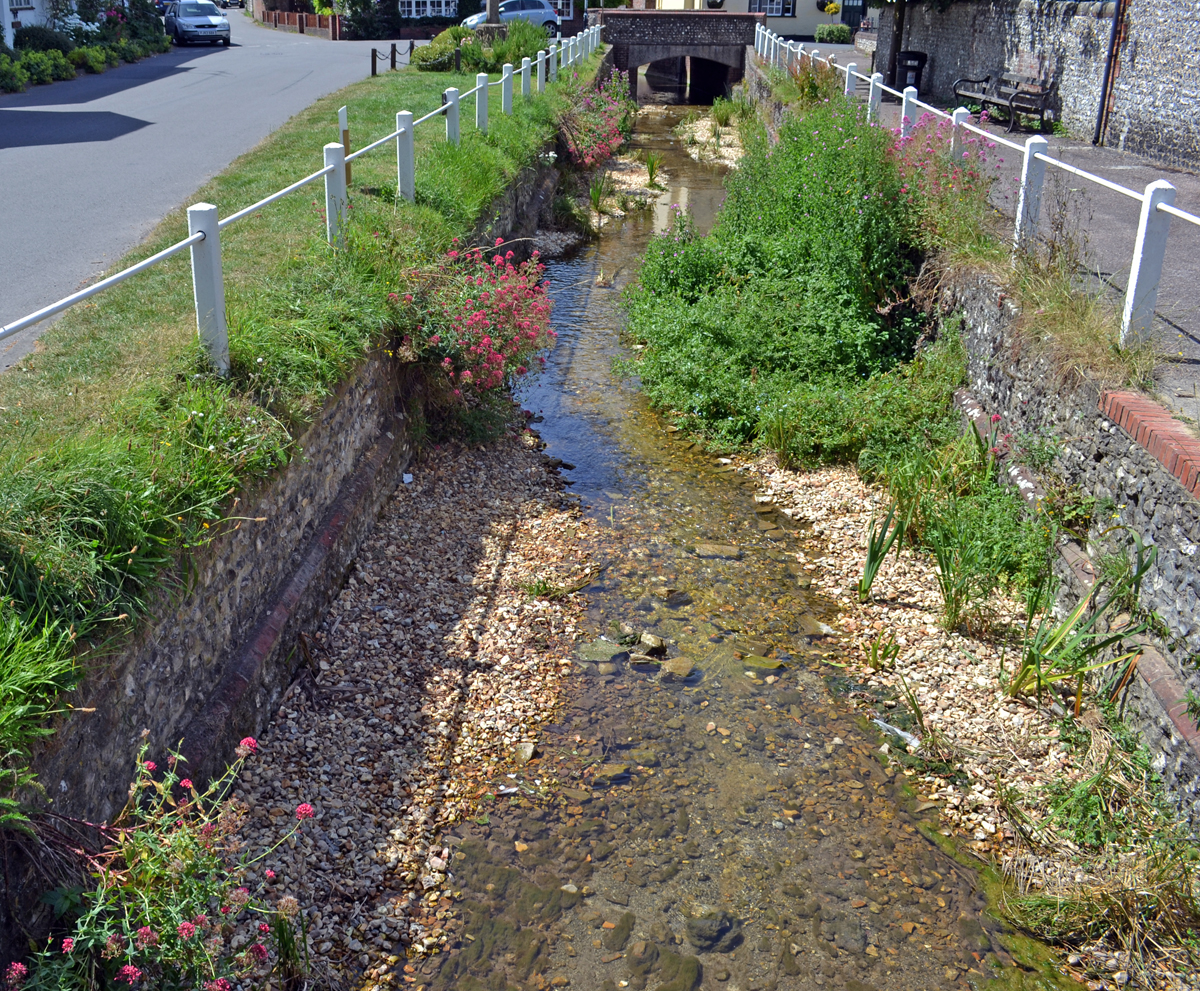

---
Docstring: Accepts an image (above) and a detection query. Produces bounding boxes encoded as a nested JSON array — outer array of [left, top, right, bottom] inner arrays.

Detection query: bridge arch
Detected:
[[591, 10, 764, 102]]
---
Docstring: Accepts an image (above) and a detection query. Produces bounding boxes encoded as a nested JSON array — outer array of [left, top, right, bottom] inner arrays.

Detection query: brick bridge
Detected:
[[586, 10, 765, 101]]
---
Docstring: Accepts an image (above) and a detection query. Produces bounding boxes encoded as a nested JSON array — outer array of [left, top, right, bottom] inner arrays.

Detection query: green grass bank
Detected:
[[0, 58, 601, 806]]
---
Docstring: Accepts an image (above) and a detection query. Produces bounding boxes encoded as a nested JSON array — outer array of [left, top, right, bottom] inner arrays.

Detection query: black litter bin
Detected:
[[895, 50, 928, 92]]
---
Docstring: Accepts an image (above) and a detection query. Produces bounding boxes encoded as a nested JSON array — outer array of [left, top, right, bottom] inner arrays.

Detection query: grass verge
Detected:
[[0, 57, 601, 805]]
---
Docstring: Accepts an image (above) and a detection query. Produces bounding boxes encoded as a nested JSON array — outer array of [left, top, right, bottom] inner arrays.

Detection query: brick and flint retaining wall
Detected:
[[874, 0, 1200, 167], [944, 270, 1200, 822]]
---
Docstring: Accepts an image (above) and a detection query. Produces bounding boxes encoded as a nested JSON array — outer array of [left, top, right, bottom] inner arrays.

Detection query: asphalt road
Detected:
[[0, 14, 384, 367]]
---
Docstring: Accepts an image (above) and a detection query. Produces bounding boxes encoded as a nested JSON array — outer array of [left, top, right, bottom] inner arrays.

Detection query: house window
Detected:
[[549, 0, 571, 19], [398, 0, 456, 13], [748, 0, 793, 14]]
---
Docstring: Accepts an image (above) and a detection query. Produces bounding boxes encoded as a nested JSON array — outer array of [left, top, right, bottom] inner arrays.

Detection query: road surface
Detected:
[[0, 14, 385, 367]]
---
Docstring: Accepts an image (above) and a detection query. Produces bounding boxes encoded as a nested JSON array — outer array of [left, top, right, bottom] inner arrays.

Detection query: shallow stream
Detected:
[[421, 104, 1064, 991]]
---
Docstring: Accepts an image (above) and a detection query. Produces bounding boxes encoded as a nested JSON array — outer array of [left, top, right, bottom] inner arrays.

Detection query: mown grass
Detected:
[[0, 58, 597, 795]]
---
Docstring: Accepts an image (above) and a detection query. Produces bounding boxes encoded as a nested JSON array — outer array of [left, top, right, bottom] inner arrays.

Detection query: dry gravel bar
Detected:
[[741, 457, 1197, 991], [231, 429, 593, 985]]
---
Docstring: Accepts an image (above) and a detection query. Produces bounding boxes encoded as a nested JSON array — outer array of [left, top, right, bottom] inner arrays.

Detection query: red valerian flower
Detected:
[[61, 938, 74, 953], [296, 803, 315, 821], [179, 779, 193, 789], [258, 923, 271, 934], [6, 962, 27, 987], [142, 761, 156, 773], [177, 921, 197, 941], [134, 926, 159, 950], [116, 964, 143, 985], [249, 943, 270, 962]]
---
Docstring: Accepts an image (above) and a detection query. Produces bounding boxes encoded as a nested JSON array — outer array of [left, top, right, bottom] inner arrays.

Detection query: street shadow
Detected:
[[0, 109, 151, 148], [0, 47, 228, 108]]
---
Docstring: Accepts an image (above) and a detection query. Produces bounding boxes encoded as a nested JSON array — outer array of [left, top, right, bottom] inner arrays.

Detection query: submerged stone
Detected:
[[693, 543, 742, 560]]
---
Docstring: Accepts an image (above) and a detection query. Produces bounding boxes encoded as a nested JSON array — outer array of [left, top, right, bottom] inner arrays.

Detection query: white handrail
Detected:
[[755, 25, 1200, 344], [219, 164, 337, 228], [1159, 202, 1200, 227], [3, 29, 604, 366], [1, 231, 205, 341], [346, 127, 404, 163]]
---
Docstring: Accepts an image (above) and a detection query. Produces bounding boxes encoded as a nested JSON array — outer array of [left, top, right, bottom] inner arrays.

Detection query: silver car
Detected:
[[165, 0, 231, 45], [461, 0, 560, 32]]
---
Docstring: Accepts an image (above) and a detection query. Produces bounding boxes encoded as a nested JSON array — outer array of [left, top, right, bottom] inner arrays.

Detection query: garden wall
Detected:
[[943, 269, 1200, 823], [875, 0, 1111, 137], [875, 0, 1200, 166], [0, 160, 562, 952]]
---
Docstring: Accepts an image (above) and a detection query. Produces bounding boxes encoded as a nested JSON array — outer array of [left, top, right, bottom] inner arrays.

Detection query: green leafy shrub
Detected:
[[69, 45, 111, 73], [814, 22, 851, 44], [13, 25, 75, 53], [0, 53, 29, 92], [18, 50, 55, 85]]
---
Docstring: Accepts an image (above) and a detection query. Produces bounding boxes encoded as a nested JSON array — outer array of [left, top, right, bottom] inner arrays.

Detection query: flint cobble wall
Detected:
[[875, 0, 1111, 136], [944, 270, 1200, 820], [1103, 0, 1200, 169], [875, 0, 1200, 166]]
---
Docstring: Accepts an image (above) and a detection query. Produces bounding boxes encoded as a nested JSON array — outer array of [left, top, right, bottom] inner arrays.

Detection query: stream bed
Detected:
[[419, 104, 1067, 991]]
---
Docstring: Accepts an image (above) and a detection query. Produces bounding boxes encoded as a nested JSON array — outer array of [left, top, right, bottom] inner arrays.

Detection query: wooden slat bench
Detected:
[[952, 71, 1053, 133]]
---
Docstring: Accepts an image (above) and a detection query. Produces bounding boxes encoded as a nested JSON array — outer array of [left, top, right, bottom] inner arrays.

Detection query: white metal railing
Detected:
[[754, 24, 1200, 346], [0, 24, 603, 373]]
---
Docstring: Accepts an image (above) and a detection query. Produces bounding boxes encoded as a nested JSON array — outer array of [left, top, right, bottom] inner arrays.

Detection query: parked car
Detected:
[[164, 0, 231, 44], [461, 0, 560, 33], [216, 0, 245, 8]]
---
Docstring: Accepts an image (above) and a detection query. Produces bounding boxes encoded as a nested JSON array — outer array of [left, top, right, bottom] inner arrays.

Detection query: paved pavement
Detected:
[[0, 14, 387, 367], [867, 94, 1200, 418]]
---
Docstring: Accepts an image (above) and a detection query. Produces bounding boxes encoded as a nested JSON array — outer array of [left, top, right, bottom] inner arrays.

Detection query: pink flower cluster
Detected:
[[564, 70, 634, 167], [889, 111, 998, 218], [400, 240, 555, 399]]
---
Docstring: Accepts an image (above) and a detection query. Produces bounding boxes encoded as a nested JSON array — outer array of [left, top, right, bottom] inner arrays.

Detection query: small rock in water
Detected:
[[639, 632, 666, 653], [743, 654, 783, 670], [693, 543, 742, 560], [628, 654, 658, 667], [597, 662, 619, 675], [706, 721, 717, 732], [561, 883, 579, 894], [514, 741, 537, 764], [661, 656, 695, 681]]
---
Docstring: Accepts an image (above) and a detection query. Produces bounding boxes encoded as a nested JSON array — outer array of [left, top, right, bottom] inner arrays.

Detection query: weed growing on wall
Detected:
[[19, 742, 314, 990]]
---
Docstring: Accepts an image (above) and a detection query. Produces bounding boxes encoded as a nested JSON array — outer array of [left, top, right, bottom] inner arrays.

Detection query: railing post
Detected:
[[537, 49, 546, 92], [476, 72, 489, 134], [844, 61, 856, 96], [397, 111, 414, 202], [810, 47, 820, 64], [868, 72, 882, 121], [550, 42, 558, 82], [338, 105, 351, 188], [950, 106, 969, 160], [900, 85, 917, 138], [1122, 180, 1177, 345], [1013, 134, 1049, 256], [390, 42, 396, 70], [755, 23, 761, 56], [323, 142, 347, 248], [521, 56, 531, 98], [371, 47, 377, 76], [186, 203, 229, 377], [502, 63, 513, 114], [444, 87, 460, 145]]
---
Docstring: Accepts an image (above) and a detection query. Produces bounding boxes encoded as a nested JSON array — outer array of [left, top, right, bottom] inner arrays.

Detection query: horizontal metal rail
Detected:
[[1, 231, 205, 342], [413, 104, 447, 127], [219, 164, 337, 229], [1033, 152, 1146, 202], [1160, 202, 1200, 227], [346, 127, 405, 163]]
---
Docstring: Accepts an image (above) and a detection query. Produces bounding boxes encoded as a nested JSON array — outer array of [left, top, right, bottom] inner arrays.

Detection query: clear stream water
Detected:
[[420, 101, 1071, 991]]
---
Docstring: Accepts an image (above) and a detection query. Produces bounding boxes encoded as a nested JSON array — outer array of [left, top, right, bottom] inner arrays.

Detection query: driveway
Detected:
[[0, 15, 389, 367]]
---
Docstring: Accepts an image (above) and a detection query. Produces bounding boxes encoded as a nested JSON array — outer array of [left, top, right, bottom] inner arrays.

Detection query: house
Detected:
[[5, 0, 51, 48], [628, 0, 860, 41]]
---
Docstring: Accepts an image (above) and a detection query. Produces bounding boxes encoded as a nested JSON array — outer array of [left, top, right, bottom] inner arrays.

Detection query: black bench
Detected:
[[952, 71, 1052, 133]]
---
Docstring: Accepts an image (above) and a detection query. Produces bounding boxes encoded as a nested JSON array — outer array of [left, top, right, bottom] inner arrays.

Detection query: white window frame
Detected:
[[549, 0, 571, 19]]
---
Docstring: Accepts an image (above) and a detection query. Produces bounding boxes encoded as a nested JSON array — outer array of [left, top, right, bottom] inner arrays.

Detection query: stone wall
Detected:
[[1103, 0, 1200, 169], [943, 269, 1200, 822], [874, 0, 1200, 167], [875, 0, 1111, 136]]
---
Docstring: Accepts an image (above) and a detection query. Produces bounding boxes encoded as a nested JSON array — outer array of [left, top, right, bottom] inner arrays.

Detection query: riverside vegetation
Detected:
[[0, 52, 635, 985], [623, 61, 1198, 984]]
